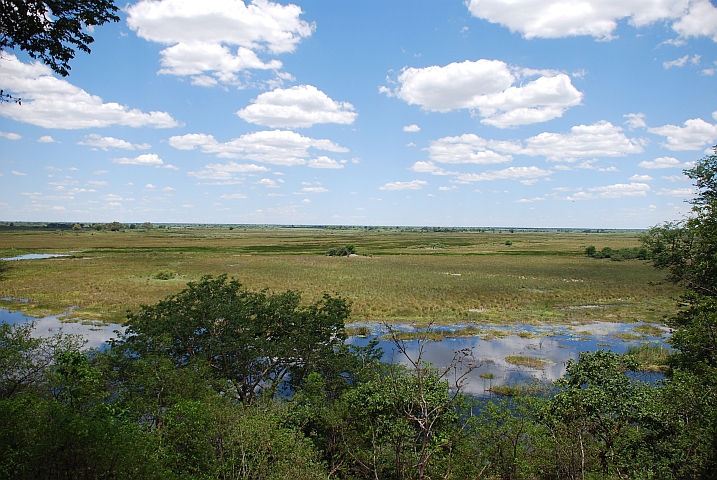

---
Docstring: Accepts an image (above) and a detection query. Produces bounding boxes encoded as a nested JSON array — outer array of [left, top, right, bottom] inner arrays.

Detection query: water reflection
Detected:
[[1, 254, 71, 261], [0, 309, 125, 349], [349, 322, 669, 396]]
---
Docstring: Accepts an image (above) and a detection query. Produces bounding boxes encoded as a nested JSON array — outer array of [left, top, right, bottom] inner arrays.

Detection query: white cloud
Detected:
[[664, 55, 690, 69], [403, 124, 421, 132], [145, 183, 156, 189], [638, 156, 687, 168], [301, 198, 311, 203], [648, 114, 717, 150], [467, 0, 717, 42], [409, 161, 456, 176], [37, 135, 55, 143], [0, 131, 21, 140], [307, 156, 344, 169], [438, 185, 458, 191], [0, 54, 179, 129], [169, 129, 348, 166], [589, 182, 651, 198], [383, 59, 582, 127], [379, 180, 428, 190], [87, 180, 109, 186], [516, 196, 545, 203], [657, 187, 696, 196], [257, 178, 280, 188], [454, 166, 551, 183], [126, 0, 314, 85], [78, 134, 151, 150], [630, 174, 654, 181], [187, 161, 269, 180], [220, 193, 248, 199], [662, 174, 688, 181], [236, 85, 356, 127], [426, 134, 513, 164], [624, 113, 646, 129], [111, 153, 164, 166], [301, 186, 329, 193], [519, 121, 644, 161], [11, 171, 27, 176], [702, 68, 716, 75]]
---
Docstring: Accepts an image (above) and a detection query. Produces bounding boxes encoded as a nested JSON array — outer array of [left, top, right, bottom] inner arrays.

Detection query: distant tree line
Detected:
[[584, 245, 652, 260]]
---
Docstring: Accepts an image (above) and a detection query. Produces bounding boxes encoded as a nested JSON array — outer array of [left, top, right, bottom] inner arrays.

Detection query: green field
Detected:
[[0, 226, 681, 324]]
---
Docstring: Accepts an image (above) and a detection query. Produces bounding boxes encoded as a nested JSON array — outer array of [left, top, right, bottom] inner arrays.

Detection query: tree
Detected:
[[117, 274, 351, 404], [0, 0, 119, 77]]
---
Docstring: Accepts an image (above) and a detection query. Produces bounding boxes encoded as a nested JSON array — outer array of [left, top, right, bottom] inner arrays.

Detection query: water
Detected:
[[0, 308, 666, 394], [0, 309, 125, 349], [1, 254, 71, 261], [348, 322, 669, 396]]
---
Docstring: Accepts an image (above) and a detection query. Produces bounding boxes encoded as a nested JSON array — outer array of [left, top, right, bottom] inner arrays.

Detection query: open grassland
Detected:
[[0, 227, 681, 324]]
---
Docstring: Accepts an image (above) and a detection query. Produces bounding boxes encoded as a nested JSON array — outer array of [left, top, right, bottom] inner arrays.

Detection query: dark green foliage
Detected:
[[119, 274, 351, 403], [106, 221, 122, 231], [585, 245, 652, 261], [326, 244, 356, 256], [0, 0, 120, 76]]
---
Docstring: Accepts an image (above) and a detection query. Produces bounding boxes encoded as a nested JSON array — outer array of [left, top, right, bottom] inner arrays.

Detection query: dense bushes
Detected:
[[584, 245, 652, 260], [326, 244, 356, 256]]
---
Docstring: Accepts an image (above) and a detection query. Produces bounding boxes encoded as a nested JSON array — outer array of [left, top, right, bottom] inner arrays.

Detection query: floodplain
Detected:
[[0, 225, 681, 326]]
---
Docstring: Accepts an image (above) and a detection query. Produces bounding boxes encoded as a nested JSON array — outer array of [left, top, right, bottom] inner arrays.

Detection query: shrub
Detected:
[[326, 244, 356, 257]]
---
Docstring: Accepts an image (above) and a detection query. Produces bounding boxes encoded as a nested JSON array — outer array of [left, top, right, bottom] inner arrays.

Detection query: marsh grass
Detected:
[[504, 356, 554, 369], [0, 228, 681, 323], [631, 324, 666, 337], [627, 343, 671, 372]]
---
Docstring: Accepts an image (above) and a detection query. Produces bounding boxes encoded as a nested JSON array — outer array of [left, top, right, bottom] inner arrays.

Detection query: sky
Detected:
[[1, 0, 717, 228]]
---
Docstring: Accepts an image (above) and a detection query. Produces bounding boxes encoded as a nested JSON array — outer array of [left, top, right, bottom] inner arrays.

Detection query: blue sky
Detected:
[[1, 0, 717, 227]]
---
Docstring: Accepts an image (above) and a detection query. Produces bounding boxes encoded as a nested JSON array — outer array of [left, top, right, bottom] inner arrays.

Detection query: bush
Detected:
[[585, 245, 651, 261], [326, 244, 356, 257], [153, 270, 175, 280]]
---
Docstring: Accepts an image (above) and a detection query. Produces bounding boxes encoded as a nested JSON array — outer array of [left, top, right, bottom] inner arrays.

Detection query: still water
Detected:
[[348, 322, 668, 396], [1, 254, 71, 261], [0, 309, 125, 349], [0, 307, 666, 395]]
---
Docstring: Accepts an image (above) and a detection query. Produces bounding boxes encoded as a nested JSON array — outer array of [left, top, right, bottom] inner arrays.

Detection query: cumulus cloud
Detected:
[[630, 174, 654, 181], [624, 113, 646, 129], [409, 161, 457, 176], [308, 156, 344, 169], [37, 136, 55, 143], [169, 129, 348, 166], [638, 156, 691, 168], [589, 182, 651, 198], [126, 0, 314, 85], [220, 193, 248, 199], [664, 55, 690, 69], [519, 121, 644, 161], [187, 161, 269, 180], [379, 180, 428, 190], [466, 0, 717, 42], [78, 134, 151, 150], [657, 187, 696, 196], [648, 113, 717, 150], [383, 59, 583, 127], [0, 131, 21, 140], [301, 186, 329, 193], [454, 166, 551, 183], [0, 54, 179, 129], [403, 124, 421, 132], [426, 134, 513, 164], [257, 178, 280, 188], [236, 85, 357, 127], [111, 153, 164, 166]]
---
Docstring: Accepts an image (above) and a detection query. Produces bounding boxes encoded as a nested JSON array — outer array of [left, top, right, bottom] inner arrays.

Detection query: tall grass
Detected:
[[0, 228, 680, 323]]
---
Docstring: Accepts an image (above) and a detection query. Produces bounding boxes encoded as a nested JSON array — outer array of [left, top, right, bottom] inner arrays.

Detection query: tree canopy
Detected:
[[0, 0, 119, 76]]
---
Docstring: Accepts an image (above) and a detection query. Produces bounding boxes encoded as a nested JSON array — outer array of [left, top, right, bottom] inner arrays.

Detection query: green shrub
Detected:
[[326, 244, 356, 257]]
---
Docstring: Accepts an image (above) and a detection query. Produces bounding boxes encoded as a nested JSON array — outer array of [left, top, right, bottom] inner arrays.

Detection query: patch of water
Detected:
[[348, 321, 668, 396], [0, 309, 125, 349], [1, 254, 71, 261]]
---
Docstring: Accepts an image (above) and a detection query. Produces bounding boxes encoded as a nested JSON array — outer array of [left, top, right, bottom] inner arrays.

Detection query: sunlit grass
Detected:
[[0, 227, 681, 324], [504, 356, 554, 369], [626, 343, 671, 372]]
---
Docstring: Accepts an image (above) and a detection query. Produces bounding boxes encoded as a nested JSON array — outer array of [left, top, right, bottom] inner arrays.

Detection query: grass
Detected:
[[627, 343, 671, 372], [0, 227, 681, 324], [504, 356, 554, 369], [631, 324, 666, 337], [488, 381, 552, 397]]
